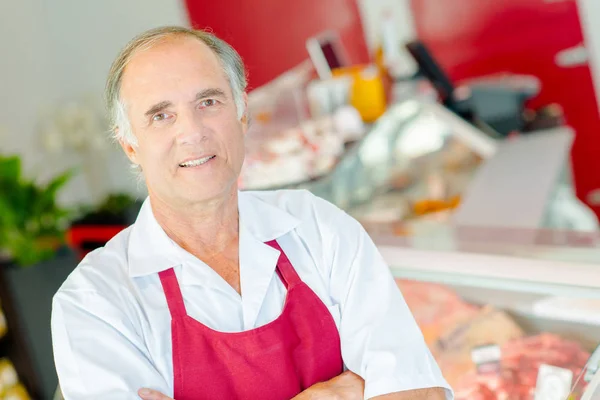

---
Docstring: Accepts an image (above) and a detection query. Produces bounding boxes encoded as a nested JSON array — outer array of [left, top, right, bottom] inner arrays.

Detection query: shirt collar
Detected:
[[127, 191, 301, 277]]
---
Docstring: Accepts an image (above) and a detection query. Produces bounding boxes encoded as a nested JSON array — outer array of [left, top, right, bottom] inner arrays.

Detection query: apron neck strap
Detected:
[[265, 240, 302, 289], [158, 241, 301, 316], [159, 268, 187, 319]]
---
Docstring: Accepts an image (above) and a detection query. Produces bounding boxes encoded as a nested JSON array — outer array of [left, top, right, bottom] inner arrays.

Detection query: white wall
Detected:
[[0, 0, 189, 205]]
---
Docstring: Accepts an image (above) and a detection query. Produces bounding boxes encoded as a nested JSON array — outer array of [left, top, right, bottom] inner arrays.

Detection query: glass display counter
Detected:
[[374, 225, 600, 399]]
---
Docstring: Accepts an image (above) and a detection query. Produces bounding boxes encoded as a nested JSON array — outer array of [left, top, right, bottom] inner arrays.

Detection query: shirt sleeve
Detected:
[[52, 288, 171, 400], [322, 202, 454, 400]]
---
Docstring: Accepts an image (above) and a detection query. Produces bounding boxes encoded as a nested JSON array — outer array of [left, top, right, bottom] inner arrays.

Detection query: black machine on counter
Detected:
[[405, 40, 563, 137]]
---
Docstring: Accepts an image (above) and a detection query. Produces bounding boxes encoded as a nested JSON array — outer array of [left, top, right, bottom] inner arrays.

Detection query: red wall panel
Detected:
[[184, 0, 370, 89], [411, 0, 600, 219]]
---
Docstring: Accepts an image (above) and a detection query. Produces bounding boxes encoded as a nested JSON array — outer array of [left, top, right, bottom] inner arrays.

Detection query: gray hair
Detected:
[[105, 26, 248, 146]]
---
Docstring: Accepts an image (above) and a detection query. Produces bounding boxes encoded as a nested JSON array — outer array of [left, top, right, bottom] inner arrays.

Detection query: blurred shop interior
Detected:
[[2, 0, 600, 399]]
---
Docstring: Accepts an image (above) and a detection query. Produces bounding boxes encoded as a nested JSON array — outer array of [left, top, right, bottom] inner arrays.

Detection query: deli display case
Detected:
[[377, 226, 600, 399], [243, 98, 600, 398]]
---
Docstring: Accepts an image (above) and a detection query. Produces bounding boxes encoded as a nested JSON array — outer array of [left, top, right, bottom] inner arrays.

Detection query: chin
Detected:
[[183, 179, 237, 203]]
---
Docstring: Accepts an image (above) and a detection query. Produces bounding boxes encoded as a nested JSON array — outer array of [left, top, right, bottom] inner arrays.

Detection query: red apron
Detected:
[[158, 240, 344, 400]]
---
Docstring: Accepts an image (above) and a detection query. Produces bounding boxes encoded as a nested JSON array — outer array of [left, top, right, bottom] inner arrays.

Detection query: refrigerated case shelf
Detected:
[[381, 244, 600, 296], [383, 234, 600, 398]]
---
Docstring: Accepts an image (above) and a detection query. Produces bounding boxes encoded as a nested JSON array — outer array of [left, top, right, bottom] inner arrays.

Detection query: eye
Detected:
[[152, 113, 170, 122], [200, 99, 218, 108]]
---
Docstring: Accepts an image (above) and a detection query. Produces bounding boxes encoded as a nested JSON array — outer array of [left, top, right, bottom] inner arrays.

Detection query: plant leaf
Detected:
[[0, 156, 21, 187], [0, 155, 73, 267]]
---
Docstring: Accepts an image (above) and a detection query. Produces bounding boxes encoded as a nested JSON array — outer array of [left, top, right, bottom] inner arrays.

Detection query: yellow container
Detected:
[[3, 383, 30, 400], [348, 66, 387, 123]]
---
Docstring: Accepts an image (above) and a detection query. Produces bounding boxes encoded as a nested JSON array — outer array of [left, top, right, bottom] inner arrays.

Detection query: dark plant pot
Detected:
[[0, 248, 79, 399], [72, 200, 143, 227]]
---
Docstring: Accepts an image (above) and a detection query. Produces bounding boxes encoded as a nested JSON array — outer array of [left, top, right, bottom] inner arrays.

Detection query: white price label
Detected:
[[534, 364, 573, 400]]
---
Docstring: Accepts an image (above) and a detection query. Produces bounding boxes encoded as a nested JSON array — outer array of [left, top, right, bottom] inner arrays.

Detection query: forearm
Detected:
[[290, 390, 319, 400], [291, 371, 364, 400], [371, 387, 447, 400], [290, 387, 320, 400]]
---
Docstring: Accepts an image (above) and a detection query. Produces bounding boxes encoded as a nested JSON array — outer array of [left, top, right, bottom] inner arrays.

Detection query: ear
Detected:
[[240, 93, 249, 134], [116, 129, 139, 165]]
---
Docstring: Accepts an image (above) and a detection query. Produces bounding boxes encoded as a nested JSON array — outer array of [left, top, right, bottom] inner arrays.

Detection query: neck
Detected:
[[149, 188, 240, 259]]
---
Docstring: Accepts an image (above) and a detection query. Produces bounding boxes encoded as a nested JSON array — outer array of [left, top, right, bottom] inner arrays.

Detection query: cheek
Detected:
[[137, 135, 174, 167], [226, 124, 246, 162]]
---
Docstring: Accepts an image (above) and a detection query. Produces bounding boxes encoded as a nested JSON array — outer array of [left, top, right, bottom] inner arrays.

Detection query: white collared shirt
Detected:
[[52, 190, 452, 400]]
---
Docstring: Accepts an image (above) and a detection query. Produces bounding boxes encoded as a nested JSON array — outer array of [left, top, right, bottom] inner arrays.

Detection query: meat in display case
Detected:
[[375, 227, 600, 399], [242, 98, 495, 210]]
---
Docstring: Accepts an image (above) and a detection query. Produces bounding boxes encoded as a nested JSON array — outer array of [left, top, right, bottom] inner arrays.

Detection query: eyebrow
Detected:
[[143, 88, 228, 118], [144, 101, 172, 118], [194, 88, 227, 101]]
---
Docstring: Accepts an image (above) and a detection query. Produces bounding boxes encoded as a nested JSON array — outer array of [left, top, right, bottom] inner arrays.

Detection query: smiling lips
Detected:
[[179, 155, 216, 167]]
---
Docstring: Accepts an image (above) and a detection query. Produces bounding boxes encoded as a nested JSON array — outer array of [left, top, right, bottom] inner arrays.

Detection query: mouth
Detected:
[[178, 155, 216, 168]]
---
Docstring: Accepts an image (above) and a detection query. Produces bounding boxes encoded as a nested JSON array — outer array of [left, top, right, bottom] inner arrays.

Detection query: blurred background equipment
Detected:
[[404, 40, 550, 138], [409, 0, 600, 219], [67, 193, 142, 259], [306, 30, 350, 80]]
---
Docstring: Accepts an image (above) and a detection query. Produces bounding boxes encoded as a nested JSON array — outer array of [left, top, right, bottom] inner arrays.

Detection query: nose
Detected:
[[175, 108, 209, 145]]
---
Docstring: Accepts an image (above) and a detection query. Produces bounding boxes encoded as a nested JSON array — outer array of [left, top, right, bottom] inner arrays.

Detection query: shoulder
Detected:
[[241, 189, 350, 226], [241, 189, 364, 251], [54, 226, 135, 304]]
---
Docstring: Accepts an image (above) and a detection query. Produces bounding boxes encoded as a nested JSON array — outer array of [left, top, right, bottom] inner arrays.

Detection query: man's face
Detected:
[[119, 36, 247, 207]]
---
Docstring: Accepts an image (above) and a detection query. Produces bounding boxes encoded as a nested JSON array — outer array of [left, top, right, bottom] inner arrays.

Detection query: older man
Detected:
[[51, 26, 452, 400]]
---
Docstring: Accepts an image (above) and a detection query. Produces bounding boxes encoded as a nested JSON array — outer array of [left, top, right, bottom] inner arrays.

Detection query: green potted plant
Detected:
[[0, 154, 73, 267], [0, 154, 80, 398]]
